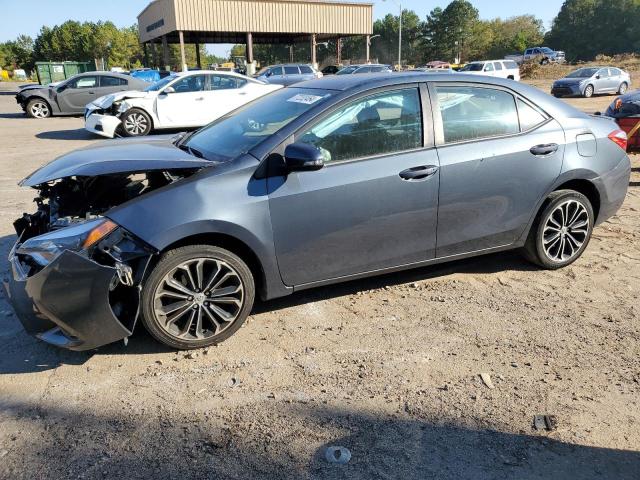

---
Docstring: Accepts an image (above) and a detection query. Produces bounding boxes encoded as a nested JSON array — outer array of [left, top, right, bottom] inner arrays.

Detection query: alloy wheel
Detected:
[[153, 258, 244, 340], [542, 200, 590, 262], [30, 101, 50, 118], [123, 112, 148, 135], [619, 83, 628, 94]]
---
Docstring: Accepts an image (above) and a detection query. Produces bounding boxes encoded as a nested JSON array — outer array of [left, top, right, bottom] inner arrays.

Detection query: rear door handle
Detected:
[[530, 143, 558, 156], [399, 165, 439, 181]]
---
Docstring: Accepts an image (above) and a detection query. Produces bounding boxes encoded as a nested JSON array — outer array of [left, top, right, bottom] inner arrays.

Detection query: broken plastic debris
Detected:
[[325, 446, 351, 464], [533, 415, 558, 431], [480, 373, 495, 389]]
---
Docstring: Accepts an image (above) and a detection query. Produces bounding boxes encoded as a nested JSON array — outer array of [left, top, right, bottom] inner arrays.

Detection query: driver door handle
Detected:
[[530, 143, 558, 156], [399, 165, 439, 181]]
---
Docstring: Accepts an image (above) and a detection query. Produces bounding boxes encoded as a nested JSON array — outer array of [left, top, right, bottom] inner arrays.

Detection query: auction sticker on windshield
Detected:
[[287, 94, 325, 105]]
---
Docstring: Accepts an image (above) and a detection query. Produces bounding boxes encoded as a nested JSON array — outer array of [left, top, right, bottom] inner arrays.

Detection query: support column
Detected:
[[336, 37, 342, 64], [179, 31, 187, 71], [143, 42, 149, 68], [195, 41, 201, 69], [366, 35, 370, 64], [246, 32, 255, 75], [162, 35, 170, 71], [310, 34, 317, 69], [149, 41, 157, 68]]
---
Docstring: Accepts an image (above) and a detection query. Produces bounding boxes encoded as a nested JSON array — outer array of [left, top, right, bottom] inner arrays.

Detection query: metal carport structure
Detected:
[[137, 0, 374, 72]]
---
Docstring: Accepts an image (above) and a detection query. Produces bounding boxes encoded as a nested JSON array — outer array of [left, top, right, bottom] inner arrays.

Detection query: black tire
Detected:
[[583, 84, 594, 98], [25, 98, 52, 118], [121, 108, 152, 137], [618, 82, 628, 95], [141, 245, 255, 350], [522, 190, 594, 269]]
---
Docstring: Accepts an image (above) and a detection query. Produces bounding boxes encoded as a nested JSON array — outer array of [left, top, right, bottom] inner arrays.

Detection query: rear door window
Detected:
[[284, 66, 300, 75], [493, 62, 503, 71], [209, 75, 244, 90], [517, 99, 547, 131], [434, 85, 519, 143], [100, 76, 127, 87], [484, 63, 494, 72]]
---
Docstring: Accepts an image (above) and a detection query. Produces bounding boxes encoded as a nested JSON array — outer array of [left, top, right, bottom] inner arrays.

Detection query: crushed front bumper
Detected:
[[84, 113, 121, 138], [5, 246, 135, 351]]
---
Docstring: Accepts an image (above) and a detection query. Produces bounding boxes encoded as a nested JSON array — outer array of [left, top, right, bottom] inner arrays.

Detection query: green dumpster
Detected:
[[35, 61, 96, 85]]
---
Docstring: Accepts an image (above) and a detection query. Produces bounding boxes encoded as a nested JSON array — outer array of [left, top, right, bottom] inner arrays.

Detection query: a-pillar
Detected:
[[179, 31, 187, 71], [310, 34, 317, 69], [162, 35, 170, 71], [246, 32, 256, 75]]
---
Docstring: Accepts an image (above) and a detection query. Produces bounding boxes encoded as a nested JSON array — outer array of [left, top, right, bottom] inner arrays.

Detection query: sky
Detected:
[[0, 0, 565, 57]]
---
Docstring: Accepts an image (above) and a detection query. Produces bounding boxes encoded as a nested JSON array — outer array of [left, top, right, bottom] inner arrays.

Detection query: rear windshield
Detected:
[[184, 88, 334, 161]]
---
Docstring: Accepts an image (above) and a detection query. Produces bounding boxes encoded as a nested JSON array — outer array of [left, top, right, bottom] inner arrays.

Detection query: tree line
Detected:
[[0, 0, 638, 72]]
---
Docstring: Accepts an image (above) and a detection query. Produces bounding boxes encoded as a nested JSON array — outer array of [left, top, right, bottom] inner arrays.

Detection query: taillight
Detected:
[[608, 129, 628, 151]]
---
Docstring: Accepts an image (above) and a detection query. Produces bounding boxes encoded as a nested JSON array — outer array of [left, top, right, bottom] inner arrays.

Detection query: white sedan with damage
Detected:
[[84, 70, 283, 138]]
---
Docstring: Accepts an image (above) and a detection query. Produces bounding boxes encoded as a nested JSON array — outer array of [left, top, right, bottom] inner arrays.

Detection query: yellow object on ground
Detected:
[[0, 70, 9, 81]]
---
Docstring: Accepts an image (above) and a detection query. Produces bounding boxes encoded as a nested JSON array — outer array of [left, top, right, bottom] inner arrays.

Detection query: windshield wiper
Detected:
[[178, 143, 205, 159]]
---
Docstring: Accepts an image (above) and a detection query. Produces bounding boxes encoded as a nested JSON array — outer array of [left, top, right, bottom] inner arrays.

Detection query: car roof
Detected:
[[268, 64, 312, 67]]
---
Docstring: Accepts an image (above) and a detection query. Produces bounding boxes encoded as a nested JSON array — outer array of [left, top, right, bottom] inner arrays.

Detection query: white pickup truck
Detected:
[[505, 47, 566, 65]]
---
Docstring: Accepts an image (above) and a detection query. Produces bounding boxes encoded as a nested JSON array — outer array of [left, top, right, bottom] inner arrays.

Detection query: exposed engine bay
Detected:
[[14, 169, 196, 241]]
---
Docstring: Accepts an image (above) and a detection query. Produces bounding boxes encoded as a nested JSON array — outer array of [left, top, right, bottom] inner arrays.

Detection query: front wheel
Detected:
[[121, 108, 152, 136], [522, 190, 594, 269], [141, 245, 255, 350], [26, 98, 51, 118], [583, 84, 594, 98]]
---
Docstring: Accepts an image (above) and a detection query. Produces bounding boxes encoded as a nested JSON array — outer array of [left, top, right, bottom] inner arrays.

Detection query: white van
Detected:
[[459, 60, 520, 81]]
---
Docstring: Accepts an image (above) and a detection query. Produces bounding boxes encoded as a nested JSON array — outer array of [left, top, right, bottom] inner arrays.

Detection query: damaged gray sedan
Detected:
[[6, 73, 631, 351]]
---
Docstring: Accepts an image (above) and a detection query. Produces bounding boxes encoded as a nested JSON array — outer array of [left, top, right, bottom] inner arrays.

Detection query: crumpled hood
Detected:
[[21, 136, 212, 186], [90, 90, 150, 109]]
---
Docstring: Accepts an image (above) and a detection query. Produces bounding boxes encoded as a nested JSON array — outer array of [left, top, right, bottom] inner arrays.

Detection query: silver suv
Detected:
[[254, 64, 321, 86]]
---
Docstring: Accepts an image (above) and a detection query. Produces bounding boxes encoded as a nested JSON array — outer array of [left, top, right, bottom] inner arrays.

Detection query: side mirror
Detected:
[[56, 85, 67, 93], [161, 86, 176, 95], [595, 75, 601, 80], [284, 143, 324, 172]]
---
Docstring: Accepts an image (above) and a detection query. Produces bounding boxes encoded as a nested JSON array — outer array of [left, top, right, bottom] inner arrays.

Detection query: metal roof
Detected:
[[138, 0, 373, 44]]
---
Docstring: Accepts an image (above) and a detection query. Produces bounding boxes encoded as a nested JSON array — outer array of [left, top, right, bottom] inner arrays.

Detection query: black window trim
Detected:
[[288, 83, 434, 167], [428, 81, 552, 147]]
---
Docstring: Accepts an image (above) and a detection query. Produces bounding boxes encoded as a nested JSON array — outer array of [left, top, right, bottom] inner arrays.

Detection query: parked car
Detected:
[[551, 67, 631, 98], [254, 64, 321, 86], [505, 47, 565, 65], [7, 73, 630, 351], [15, 72, 148, 119], [84, 70, 282, 138], [335, 64, 393, 75], [321, 65, 342, 75], [459, 60, 520, 81]]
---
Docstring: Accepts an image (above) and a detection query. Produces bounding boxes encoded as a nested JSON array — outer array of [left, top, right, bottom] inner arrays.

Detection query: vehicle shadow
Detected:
[[1, 401, 638, 479], [0, 112, 25, 119], [256, 250, 537, 314], [36, 128, 97, 141]]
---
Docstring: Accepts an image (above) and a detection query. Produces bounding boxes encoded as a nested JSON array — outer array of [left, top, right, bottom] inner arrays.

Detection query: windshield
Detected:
[[460, 63, 484, 72], [184, 88, 334, 161], [144, 75, 177, 92], [336, 66, 358, 75], [256, 67, 270, 76], [540, 47, 554, 53], [566, 68, 598, 79]]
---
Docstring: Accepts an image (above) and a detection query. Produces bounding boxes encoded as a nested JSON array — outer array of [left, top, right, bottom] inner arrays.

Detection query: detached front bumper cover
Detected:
[[5, 245, 137, 351]]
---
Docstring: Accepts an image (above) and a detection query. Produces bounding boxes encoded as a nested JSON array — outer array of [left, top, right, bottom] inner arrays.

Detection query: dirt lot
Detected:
[[0, 79, 638, 480]]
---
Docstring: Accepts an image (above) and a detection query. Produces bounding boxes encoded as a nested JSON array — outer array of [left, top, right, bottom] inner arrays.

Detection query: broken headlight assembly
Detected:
[[17, 218, 118, 268]]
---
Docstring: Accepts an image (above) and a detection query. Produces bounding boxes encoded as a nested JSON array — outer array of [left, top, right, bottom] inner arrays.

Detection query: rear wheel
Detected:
[[121, 108, 152, 136], [26, 98, 51, 118], [523, 190, 594, 269], [618, 82, 628, 95], [583, 84, 594, 98], [141, 245, 255, 350]]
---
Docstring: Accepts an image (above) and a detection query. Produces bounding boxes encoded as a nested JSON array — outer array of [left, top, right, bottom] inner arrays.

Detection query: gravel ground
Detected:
[[0, 80, 638, 480]]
